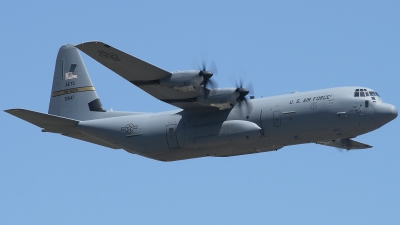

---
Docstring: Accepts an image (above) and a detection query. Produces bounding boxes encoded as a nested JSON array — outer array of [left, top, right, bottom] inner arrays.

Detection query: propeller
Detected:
[[234, 78, 255, 116], [193, 57, 218, 89]]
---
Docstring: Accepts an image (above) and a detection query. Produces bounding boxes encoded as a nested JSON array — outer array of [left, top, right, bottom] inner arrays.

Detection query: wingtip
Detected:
[[4, 108, 20, 113]]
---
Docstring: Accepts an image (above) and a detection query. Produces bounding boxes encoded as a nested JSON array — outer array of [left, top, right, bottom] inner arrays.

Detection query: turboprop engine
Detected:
[[196, 87, 250, 110], [160, 70, 212, 92]]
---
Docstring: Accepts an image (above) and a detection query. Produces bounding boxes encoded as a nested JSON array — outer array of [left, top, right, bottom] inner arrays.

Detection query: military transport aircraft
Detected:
[[5, 42, 398, 161]]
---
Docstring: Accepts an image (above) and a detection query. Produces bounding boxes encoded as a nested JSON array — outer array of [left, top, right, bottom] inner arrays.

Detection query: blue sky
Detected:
[[1, 1, 399, 224]]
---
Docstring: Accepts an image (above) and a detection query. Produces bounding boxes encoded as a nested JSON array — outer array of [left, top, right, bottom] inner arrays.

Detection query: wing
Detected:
[[76, 41, 206, 109], [317, 138, 372, 150]]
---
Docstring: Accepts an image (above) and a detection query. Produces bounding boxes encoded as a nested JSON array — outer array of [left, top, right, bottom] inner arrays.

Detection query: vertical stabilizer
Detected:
[[49, 44, 106, 120]]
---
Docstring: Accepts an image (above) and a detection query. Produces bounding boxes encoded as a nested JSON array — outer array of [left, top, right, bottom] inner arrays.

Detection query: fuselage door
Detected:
[[166, 124, 179, 149], [273, 111, 281, 127]]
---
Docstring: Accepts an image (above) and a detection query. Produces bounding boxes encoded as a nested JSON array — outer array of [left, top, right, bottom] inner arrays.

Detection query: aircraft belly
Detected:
[[151, 141, 277, 161], [264, 129, 336, 146], [149, 119, 265, 161]]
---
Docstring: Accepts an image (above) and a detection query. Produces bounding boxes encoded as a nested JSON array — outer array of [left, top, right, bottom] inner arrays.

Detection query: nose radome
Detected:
[[375, 103, 398, 122], [389, 104, 398, 120]]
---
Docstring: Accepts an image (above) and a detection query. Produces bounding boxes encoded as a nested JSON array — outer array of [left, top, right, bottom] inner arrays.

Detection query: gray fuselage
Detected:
[[77, 86, 397, 161]]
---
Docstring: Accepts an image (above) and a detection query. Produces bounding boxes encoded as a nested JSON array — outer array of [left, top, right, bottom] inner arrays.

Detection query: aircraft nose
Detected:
[[391, 105, 398, 119], [374, 103, 398, 123]]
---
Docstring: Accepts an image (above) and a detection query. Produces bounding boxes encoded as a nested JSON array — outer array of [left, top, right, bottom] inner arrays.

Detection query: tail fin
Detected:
[[49, 44, 106, 120]]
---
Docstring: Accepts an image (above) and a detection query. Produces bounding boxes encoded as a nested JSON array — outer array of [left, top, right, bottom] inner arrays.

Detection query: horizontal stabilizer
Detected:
[[317, 138, 372, 150], [5, 108, 119, 149], [5, 108, 79, 133]]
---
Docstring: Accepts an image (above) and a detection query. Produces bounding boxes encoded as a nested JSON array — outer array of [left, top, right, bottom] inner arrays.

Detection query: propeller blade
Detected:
[[236, 97, 253, 117], [209, 60, 218, 75], [246, 82, 254, 96], [230, 72, 255, 117], [206, 79, 218, 89], [201, 59, 206, 71]]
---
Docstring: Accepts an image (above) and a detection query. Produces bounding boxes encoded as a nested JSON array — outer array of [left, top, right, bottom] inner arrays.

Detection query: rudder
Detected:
[[49, 44, 106, 120]]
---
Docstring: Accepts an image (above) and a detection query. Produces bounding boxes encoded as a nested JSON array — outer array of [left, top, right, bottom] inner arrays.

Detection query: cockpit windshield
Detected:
[[354, 88, 381, 100]]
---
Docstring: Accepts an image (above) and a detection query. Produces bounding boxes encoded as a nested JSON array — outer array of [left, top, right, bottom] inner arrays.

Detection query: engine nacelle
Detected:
[[159, 71, 203, 92], [197, 88, 239, 110]]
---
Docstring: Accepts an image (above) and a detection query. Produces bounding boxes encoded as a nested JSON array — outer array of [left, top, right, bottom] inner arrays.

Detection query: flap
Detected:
[[317, 138, 372, 150]]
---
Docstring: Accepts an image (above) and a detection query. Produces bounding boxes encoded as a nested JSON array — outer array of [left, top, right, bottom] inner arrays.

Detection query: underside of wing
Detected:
[[76, 41, 207, 109], [317, 138, 372, 150]]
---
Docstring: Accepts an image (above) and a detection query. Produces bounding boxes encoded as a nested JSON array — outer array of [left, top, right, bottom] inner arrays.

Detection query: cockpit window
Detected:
[[354, 89, 381, 98]]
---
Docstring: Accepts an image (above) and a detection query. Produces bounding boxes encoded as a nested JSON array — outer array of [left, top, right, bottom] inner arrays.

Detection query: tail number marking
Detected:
[[66, 81, 75, 86], [65, 95, 75, 101]]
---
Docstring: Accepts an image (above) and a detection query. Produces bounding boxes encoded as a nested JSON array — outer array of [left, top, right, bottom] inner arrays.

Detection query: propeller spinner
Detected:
[[235, 78, 254, 116], [198, 60, 218, 89]]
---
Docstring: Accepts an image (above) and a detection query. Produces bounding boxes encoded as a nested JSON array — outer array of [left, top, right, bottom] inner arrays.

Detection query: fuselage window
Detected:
[[369, 91, 376, 96], [360, 92, 365, 97], [365, 100, 369, 108]]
